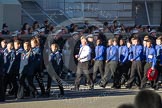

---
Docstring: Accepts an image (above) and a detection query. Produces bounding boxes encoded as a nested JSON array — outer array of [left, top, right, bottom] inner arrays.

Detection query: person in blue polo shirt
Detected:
[[140, 39, 156, 89], [117, 38, 129, 87], [99, 38, 118, 88], [93, 38, 106, 84], [126, 37, 143, 89], [126, 39, 133, 80], [155, 37, 162, 89]]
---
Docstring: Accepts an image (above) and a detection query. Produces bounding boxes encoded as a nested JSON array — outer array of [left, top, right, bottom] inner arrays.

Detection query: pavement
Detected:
[[1, 84, 162, 108]]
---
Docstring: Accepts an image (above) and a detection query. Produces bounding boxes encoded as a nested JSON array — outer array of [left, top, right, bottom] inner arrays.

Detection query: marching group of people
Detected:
[[0, 37, 65, 102], [73, 33, 162, 91], [0, 20, 162, 102]]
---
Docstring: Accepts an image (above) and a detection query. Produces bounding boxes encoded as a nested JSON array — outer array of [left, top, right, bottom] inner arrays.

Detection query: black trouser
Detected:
[[127, 61, 132, 78], [141, 63, 152, 88], [75, 61, 93, 89], [93, 60, 104, 82], [0, 75, 5, 101], [155, 61, 162, 86], [34, 70, 45, 95], [17, 73, 37, 99], [100, 61, 118, 86], [5, 72, 18, 97], [46, 74, 64, 95], [118, 62, 130, 85], [127, 61, 143, 87]]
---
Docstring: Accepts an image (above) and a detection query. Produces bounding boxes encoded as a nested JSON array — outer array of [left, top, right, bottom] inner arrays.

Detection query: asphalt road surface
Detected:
[[1, 85, 162, 108]]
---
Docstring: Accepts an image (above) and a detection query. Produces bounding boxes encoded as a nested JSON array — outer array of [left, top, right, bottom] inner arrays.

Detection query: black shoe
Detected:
[[114, 85, 121, 89], [125, 84, 132, 89], [0, 99, 5, 102], [46, 90, 50, 97], [60, 90, 64, 96], [24, 92, 30, 97], [99, 84, 106, 88], [121, 78, 126, 85], [59, 93, 64, 97], [153, 86, 159, 90], [89, 85, 94, 90], [32, 91, 39, 98]]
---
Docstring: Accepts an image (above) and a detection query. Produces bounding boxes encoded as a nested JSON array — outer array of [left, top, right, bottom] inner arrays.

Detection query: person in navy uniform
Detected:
[[93, 38, 105, 84], [0, 43, 5, 102], [124, 40, 133, 84], [30, 37, 45, 96], [17, 41, 37, 99], [0, 39, 6, 101], [46, 43, 64, 96], [126, 37, 143, 89], [117, 38, 129, 87], [113, 37, 119, 49], [140, 39, 156, 89], [13, 40, 23, 79], [7, 40, 23, 96], [0, 40, 7, 52], [73, 36, 93, 91], [99, 38, 119, 88], [155, 37, 162, 89], [3, 42, 17, 97]]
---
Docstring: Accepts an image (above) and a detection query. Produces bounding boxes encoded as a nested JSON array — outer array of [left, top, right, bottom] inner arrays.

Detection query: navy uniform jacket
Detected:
[[3, 49, 15, 74], [0, 48, 4, 75], [31, 47, 42, 70], [106, 45, 118, 61], [94, 45, 106, 61], [119, 45, 128, 63], [155, 45, 162, 64], [129, 45, 143, 61], [49, 51, 63, 75], [19, 50, 34, 75], [12, 48, 23, 72], [0, 48, 6, 54]]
